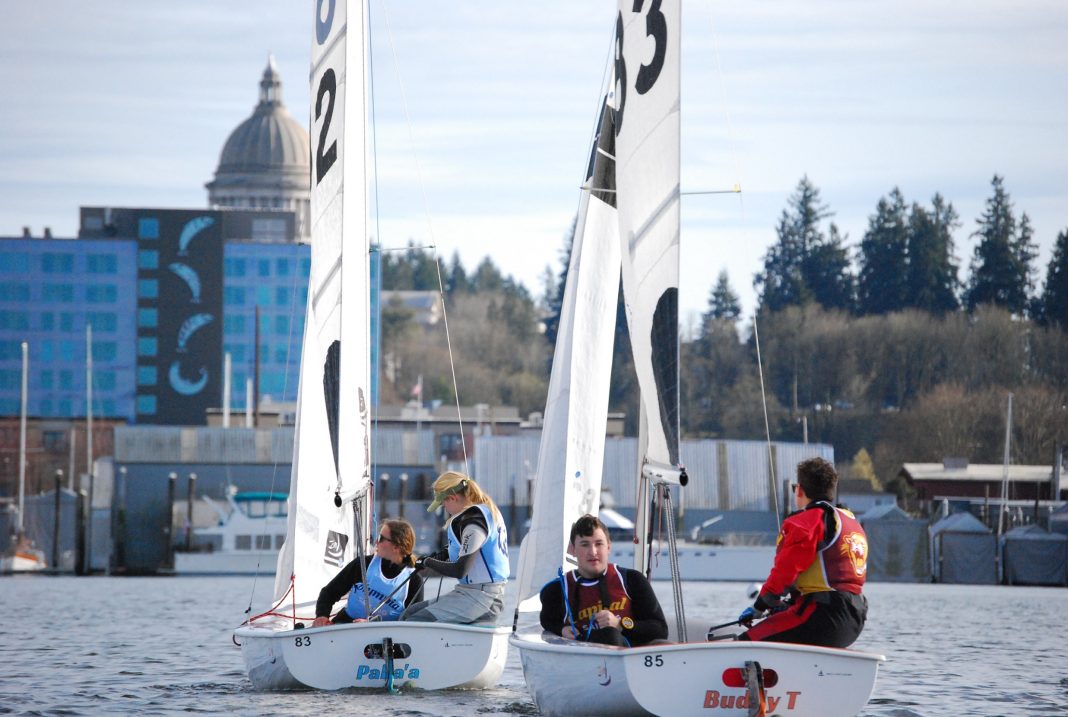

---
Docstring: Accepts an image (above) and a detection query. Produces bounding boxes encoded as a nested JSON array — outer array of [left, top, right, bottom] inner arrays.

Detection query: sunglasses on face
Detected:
[[376, 534, 397, 545]]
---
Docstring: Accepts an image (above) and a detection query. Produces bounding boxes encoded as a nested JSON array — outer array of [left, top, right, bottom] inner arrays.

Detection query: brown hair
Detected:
[[797, 457, 837, 502], [382, 518, 416, 568], [569, 514, 609, 545]]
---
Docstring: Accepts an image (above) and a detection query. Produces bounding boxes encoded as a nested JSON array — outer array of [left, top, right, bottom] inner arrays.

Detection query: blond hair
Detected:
[[433, 471, 504, 528]]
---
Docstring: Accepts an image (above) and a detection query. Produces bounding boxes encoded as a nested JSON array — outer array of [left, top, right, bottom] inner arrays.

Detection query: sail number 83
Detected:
[[295, 636, 311, 647], [643, 654, 664, 667]]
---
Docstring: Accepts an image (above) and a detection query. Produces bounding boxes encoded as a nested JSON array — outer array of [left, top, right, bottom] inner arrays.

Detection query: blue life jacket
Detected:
[[449, 503, 509, 584], [346, 555, 413, 620]]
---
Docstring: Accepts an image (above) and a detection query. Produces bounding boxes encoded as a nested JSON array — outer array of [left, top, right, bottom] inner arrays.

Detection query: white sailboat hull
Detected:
[[0, 551, 48, 573], [512, 626, 883, 717], [236, 620, 510, 691]]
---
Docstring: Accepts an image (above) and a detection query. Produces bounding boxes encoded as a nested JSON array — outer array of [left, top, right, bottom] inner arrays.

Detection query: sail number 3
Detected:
[[614, 0, 668, 135]]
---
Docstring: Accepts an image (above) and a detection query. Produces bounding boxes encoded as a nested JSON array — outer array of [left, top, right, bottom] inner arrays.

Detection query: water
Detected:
[[2, 576, 1066, 716]]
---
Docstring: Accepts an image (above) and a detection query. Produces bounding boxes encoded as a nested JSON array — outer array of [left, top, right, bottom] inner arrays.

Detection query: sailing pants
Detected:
[[401, 582, 505, 625], [739, 591, 866, 648]]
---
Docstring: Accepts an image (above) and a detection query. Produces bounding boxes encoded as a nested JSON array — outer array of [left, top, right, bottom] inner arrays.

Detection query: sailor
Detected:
[[736, 457, 868, 648], [312, 518, 423, 624], [401, 471, 510, 624], [539, 514, 668, 647]]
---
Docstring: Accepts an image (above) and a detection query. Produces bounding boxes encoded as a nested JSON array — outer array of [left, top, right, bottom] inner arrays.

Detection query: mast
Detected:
[[997, 393, 1013, 537], [17, 342, 27, 535]]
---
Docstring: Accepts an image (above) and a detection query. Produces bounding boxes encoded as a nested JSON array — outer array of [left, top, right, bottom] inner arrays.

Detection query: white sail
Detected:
[[515, 90, 621, 606], [614, 0, 682, 473], [274, 0, 372, 608]]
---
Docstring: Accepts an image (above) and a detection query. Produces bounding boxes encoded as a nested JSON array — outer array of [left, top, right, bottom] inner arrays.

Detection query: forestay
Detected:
[[514, 83, 622, 607], [273, 0, 373, 610]]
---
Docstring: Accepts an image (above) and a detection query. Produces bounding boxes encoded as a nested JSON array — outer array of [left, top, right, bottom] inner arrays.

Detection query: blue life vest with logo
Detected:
[[448, 503, 509, 584], [346, 555, 413, 620]]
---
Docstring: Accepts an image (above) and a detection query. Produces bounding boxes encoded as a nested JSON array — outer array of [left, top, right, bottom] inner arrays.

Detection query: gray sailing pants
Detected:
[[401, 582, 506, 624]]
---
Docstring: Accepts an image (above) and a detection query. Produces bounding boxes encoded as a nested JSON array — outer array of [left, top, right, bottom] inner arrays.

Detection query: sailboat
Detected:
[[510, 3, 883, 715], [233, 1, 509, 690], [1, 342, 48, 574]]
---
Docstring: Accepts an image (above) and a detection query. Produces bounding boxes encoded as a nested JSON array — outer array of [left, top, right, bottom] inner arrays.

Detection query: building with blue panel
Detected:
[[0, 235, 138, 419]]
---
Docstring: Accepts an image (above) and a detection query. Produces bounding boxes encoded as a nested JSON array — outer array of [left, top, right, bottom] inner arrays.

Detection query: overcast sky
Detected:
[[2, 1, 1066, 324]]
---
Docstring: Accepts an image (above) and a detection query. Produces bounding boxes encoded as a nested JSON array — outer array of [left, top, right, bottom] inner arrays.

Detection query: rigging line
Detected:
[[379, 3, 468, 474], [702, 3, 743, 194], [369, 0, 382, 530], [379, 2, 440, 277], [432, 254, 469, 473]]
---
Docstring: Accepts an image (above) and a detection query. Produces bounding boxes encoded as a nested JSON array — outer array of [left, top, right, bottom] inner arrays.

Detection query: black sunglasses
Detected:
[[376, 534, 397, 545]]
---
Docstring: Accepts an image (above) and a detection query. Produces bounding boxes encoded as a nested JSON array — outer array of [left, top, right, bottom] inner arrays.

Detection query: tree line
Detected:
[[380, 175, 1068, 503]]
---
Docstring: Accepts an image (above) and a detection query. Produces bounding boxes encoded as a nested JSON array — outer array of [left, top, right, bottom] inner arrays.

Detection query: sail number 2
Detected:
[[614, 0, 668, 135], [314, 0, 338, 185]]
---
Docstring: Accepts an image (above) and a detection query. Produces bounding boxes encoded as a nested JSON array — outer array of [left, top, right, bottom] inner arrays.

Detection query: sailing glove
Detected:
[[738, 606, 764, 626]]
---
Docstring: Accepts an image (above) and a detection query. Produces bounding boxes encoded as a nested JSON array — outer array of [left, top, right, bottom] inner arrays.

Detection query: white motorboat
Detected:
[[174, 491, 287, 575], [234, 0, 509, 690], [510, 3, 883, 714]]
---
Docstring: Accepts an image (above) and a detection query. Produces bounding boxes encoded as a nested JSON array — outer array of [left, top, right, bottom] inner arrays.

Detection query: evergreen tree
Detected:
[[1040, 228, 1068, 328], [755, 176, 854, 313], [446, 251, 471, 295], [905, 194, 960, 314], [856, 189, 909, 315], [705, 270, 741, 322], [965, 175, 1037, 315], [471, 256, 505, 292]]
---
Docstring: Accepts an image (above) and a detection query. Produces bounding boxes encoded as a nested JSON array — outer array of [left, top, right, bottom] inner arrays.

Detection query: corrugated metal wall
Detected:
[[473, 435, 833, 511]]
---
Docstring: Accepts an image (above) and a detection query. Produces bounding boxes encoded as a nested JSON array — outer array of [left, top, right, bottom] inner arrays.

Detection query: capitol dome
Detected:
[[206, 57, 310, 239]]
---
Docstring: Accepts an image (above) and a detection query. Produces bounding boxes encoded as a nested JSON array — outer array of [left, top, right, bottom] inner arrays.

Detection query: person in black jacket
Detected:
[[312, 518, 424, 625], [539, 514, 668, 647]]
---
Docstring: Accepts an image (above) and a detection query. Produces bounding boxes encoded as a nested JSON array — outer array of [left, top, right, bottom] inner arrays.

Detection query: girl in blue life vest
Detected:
[[313, 518, 424, 625], [401, 471, 509, 624]]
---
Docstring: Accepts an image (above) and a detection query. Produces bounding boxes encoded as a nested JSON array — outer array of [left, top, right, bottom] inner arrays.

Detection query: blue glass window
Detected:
[[95, 371, 116, 390], [87, 254, 118, 273], [40, 371, 54, 389], [137, 395, 157, 414], [0, 283, 30, 300], [258, 259, 271, 277], [3, 253, 30, 273], [137, 337, 158, 357], [86, 285, 117, 303], [137, 366, 157, 386], [37, 398, 52, 415], [275, 258, 290, 276], [223, 315, 245, 334], [138, 279, 159, 299], [138, 218, 160, 239], [275, 315, 289, 334], [224, 258, 247, 277], [42, 253, 74, 273], [87, 312, 117, 332], [138, 250, 159, 270], [224, 287, 245, 306], [257, 286, 270, 306], [138, 308, 158, 328], [275, 287, 290, 307], [40, 341, 54, 361], [60, 313, 74, 331], [91, 342, 117, 361], [59, 370, 73, 389], [0, 312, 29, 330], [43, 284, 74, 302], [59, 341, 75, 361]]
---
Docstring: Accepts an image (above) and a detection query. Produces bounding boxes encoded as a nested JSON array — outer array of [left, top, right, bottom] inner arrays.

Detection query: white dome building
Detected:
[[206, 57, 310, 240]]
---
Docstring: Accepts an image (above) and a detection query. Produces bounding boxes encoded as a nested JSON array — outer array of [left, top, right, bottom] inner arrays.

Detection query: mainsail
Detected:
[[274, 0, 372, 608], [514, 87, 621, 606], [614, 0, 682, 475]]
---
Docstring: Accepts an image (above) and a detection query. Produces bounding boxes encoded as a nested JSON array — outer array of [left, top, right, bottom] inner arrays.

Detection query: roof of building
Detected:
[[900, 462, 1054, 484], [212, 57, 309, 177]]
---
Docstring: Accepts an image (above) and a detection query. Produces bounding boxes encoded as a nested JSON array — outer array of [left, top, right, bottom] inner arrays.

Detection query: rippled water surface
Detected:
[[2, 576, 1065, 716]]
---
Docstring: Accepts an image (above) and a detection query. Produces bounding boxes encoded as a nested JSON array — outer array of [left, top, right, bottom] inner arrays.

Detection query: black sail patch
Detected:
[[324, 530, 348, 567], [650, 288, 679, 465], [323, 340, 341, 477]]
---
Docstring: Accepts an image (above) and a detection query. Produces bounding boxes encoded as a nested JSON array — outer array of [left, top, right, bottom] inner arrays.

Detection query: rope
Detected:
[[433, 256, 469, 473], [751, 313, 780, 528], [661, 486, 687, 641]]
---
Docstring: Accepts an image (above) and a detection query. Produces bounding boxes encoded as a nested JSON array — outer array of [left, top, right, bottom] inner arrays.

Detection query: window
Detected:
[[224, 258, 247, 278], [0, 283, 30, 301], [0, 342, 21, 360], [91, 342, 117, 361], [87, 312, 117, 332], [59, 370, 73, 389], [255, 535, 272, 550], [138, 250, 159, 270], [137, 366, 157, 386], [136, 395, 157, 415], [86, 285, 117, 303], [224, 287, 245, 306], [235, 535, 252, 551], [58, 398, 72, 416], [0, 312, 28, 330], [40, 371, 54, 389], [42, 431, 65, 451], [42, 253, 74, 273], [275, 535, 285, 549], [137, 337, 158, 357], [138, 308, 158, 328], [258, 259, 270, 277], [138, 279, 159, 299], [94, 371, 116, 390], [59, 341, 75, 361], [138, 218, 159, 239], [275, 287, 290, 307], [3, 253, 29, 273], [223, 315, 245, 334], [275, 258, 290, 276], [87, 254, 118, 274], [43, 284, 74, 302], [274, 315, 289, 334], [256, 286, 270, 306]]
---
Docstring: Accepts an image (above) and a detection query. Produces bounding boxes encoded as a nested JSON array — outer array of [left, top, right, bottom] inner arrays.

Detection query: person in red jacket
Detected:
[[736, 457, 868, 648]]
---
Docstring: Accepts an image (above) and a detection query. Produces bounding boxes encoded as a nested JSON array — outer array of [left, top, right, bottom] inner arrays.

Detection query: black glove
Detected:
[[414, 549, 448, 572]]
